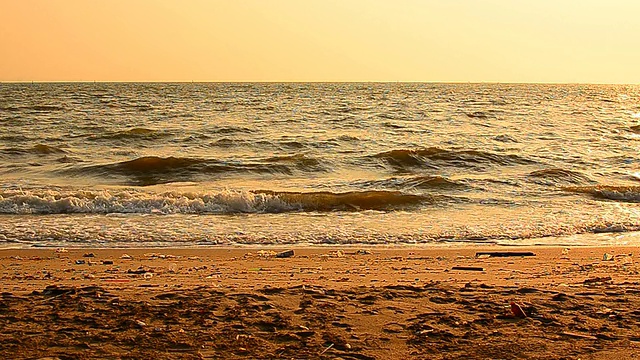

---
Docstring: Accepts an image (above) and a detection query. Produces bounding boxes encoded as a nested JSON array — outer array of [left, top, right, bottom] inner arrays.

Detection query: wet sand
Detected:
[[1, 246, 640, 359]]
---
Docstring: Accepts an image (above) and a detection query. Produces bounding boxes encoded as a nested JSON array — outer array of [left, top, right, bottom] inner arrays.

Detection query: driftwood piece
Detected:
[[475, 252, 536, 258]]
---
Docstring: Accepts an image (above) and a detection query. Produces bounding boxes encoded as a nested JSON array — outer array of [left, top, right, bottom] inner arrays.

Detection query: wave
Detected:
[[372, 148, 534, 170], [0, 105, 65, 112], [382, 122, 404, 129], [0, 144, 67, 156], [31, 144, 67, 155], [117, 127, 157, 136], [211, 126, 254, 134], [526, 168, 594, 186], [399, 175, 468, 189], [55, 155, 83, 164], [63, 155, 327, 185], [89, 128, 170, 141], [25, 105, 66, 112], [563, 185, 640, 202], [493, 134, 518, 143], [357, 175, 469, 191], [69, 156, 283, 185], [253, 190, 430, 211], [263, 154, 327, 172], [279, 141, 307, 149], [0, 134, 31, 142], [0, 189, 432, 214], [210, 138, 247, 148], [465, 111, 493, 119], [333, 135, 361, 142], [210, 139, 316, 151]]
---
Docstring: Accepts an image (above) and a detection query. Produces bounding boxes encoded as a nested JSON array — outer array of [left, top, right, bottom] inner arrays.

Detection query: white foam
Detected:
[[0, 189, 297, 214]]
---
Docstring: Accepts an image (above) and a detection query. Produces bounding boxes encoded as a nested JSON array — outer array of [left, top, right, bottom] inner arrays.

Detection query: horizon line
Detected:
[[2, 80, 639, 85]]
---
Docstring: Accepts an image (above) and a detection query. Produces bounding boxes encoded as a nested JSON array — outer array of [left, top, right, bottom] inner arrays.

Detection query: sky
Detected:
[[1, 0, 639, 83]]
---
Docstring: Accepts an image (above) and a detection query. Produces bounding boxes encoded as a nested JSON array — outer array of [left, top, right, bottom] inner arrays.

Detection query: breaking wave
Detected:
[[564, 185, 640, 202], [0, 189, 433, 214]]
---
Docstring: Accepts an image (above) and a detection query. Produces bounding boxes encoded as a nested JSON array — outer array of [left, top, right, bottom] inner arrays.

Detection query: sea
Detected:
[[1, 82, 639, 248]]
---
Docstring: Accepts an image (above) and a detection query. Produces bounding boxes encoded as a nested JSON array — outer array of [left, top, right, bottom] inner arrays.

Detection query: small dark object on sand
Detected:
[[276, 250, 295, 258], [452, 266, 485, 271], [510, 302, 527, 318], [43, 285, 76, 296], [475, 252, 536, 258]]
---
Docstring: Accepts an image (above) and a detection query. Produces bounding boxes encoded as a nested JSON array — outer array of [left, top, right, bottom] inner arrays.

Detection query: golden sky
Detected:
[[1, 0, 639, 83]]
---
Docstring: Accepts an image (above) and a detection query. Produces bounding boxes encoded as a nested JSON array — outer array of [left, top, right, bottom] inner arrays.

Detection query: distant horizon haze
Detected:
[[1, 0, 639, 84]]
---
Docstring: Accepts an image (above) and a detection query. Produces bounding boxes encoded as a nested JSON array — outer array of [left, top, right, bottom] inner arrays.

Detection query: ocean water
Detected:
[[0, 82, 639, 248]]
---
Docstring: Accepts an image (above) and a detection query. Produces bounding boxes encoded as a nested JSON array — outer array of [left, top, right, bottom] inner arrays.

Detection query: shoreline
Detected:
[[2, 229, 639, 250], [2, 245, 640, 359]]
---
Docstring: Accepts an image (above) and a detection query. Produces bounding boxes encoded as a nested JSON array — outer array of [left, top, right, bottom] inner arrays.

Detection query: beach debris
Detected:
[[452, 266, 485, 271], [475, 251, 535, 258], [251, 250, 277, 258], [510, 302, 527, 318], [135, 320, 146, 327], [551, 293, 570, 301], [127, 267, 150, 274], [356, 249, 371, 255], [276, 250, 295, 258], [562, 248, 570, 256], [120, 254, 133, 260], [144, 253, 179, 259], [102, 260, 114, 265], [83, 253, 95, 257], [143, 272, 153, 279], [42, 285, 76, 296], [319, 343, 334, 355], [602, 253, 614, 261], [328, 250, 344, 258], [583, 276, 612, 285], [75, 260, 86, 265], [382, 322, 405, 333], [560, 331, 597, 340], [618, 254, 634, 265], [55, 248, 68, 253]]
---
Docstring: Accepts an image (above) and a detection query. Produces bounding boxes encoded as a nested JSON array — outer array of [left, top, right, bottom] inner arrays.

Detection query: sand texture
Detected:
[[1, 246, 640, 359]]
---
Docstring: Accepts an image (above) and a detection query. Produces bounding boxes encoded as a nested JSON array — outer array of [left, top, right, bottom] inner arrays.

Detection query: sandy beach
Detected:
[[1, 246, 640, 359]]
